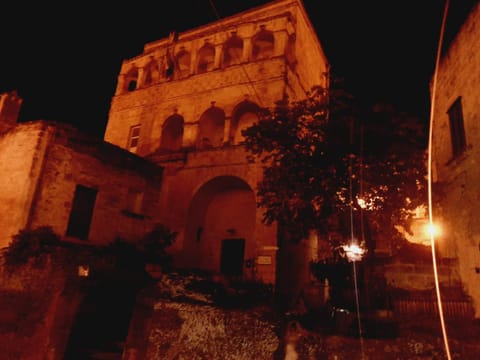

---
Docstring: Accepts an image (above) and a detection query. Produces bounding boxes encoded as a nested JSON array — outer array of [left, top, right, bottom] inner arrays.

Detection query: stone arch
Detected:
[[123, 66, 139, 93], [197, 43, 215, 74], [223, 34, 243, 67], [197, 106, 225, 149], [252, 28, 275, 60], [230, 100, 261, 144], [175, 49, 191, 79], [184, 176, 256, 276], [160, 114, 184, 151]]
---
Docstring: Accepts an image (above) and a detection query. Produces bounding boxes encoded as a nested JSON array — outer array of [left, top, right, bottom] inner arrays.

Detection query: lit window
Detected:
[[447, 97, 466, 158], [128, 125, 141, 153]]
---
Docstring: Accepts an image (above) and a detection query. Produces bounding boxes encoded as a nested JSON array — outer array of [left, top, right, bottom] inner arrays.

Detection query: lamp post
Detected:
[[340, 241, 366, 351]]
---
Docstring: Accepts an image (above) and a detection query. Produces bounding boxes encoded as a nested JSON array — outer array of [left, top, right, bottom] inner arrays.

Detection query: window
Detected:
[[127, 80, 137, 92], [197, 44, 215, 74], [128, 124, 141, 153], [160, 114, 184, 151], [252, 29, 274, 60], [175, 50, 191, 78], [223, 35, 243, 67], [126, 189, 144, 215], [66, 185, 98, 240], [447, 97, 466, 158], [123, 67, 139, 93]]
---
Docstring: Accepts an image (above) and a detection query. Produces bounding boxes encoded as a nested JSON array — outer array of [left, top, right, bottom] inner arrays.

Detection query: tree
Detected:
[[242, 78, 428, 256]]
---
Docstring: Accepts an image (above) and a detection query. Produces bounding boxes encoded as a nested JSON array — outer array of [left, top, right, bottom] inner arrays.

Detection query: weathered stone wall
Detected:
[[107, 60, 289, 156], [0, 91, 22, 134], [105, 1, 329, 156], [0, 256, 77, 360], [102, 0, 328, 290], [384, 263, 461, 290], [151, 146, 278, 284], [0, 122, 48, 249], [293, 3, 329, 93], [431, 2, 480, 317], [28, 124, 163, 245]]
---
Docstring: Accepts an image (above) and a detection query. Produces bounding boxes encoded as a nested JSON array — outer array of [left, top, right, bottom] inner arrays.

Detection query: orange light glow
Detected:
[[357, 198, 367, 209], [425, 222, 441, 237], [341, 243, 366, 262]]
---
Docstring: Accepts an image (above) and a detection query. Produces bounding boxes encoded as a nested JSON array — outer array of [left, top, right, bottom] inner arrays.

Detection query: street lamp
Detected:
[[425, 222, 441, 238], [340, 242, 366, 262]]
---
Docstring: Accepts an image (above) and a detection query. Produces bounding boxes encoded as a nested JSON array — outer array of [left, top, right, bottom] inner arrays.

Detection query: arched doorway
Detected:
[[183, 176, 256, 279]]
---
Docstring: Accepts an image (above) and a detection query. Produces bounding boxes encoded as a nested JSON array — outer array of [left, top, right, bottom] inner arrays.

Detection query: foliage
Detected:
[[2, 223, 177, 274], [2, 226, 61, 269], [242, 78, 428, 254], [138, 223, 178, 270]]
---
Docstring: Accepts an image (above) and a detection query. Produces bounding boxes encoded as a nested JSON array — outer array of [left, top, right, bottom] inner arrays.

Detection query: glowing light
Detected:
[[77, 265, 90, 277], [340, 242, 366, 262], [357, 198, 367, 209], [354, 194, 382, 211], [425, 222, 441, 237]]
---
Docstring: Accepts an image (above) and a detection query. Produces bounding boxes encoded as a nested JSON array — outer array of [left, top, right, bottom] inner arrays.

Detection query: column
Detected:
[[242, 37, 252, 62], [115, 74, 126, 95], [214, 44, 223, 69], [274, 30, 289, 57]]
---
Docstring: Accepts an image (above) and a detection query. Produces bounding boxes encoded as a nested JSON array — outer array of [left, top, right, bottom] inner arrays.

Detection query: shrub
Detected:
[[138, 223, 177, 270], [3, 226, 61, 269]]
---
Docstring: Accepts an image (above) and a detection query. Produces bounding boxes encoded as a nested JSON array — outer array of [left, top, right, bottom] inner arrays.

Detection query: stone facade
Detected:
[[104, 0, 329, 293], [0, 92, 163, 249], [431, 1, 480, 317]]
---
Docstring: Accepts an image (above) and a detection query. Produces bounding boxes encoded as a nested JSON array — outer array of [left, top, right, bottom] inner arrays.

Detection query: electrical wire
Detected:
[[207, 0, 264, 107], [428, 0, 451, 359]]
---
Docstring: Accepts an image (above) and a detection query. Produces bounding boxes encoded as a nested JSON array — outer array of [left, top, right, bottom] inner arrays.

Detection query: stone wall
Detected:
[[0, 122, 48, 249], [28, 123, 163, 245], [101, 0, 329, 291], [431, 2, 480, 317], [384, 263, 461, 290]]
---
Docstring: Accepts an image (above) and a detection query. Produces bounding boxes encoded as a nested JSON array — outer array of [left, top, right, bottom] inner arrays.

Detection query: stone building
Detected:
[[104, 0, 329, 297], [431, 1, 480, 318], [0, 90, 163, 251]]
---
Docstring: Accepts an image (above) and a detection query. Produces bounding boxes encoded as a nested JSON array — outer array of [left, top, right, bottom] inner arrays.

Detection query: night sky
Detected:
[[0, 0, 475, 138]]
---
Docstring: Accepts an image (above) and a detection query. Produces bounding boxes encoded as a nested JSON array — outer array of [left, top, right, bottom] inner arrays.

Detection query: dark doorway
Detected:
[[220, 238, 245, 277], [63, 279, 138, 359]]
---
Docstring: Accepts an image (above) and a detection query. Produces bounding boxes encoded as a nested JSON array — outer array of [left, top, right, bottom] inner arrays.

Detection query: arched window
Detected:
[[197, 107, 226, 149], [143, 59, 160, 87], [197, 44, 215, 74], [252, 29, 274, 60], [223, 35, 243, 67], [230, 101, 261, 144], [175, 50, 191, 79], [160, 114, 184, 151], [124, 67, 139, 93]]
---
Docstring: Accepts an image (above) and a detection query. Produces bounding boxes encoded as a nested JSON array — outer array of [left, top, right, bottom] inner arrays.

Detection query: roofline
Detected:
[[142, 0, 329, 68]]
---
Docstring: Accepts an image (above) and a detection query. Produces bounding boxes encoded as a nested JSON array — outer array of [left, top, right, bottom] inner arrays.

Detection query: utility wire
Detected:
[[208, 0, 220, 19], [207, 0, 264, 107]]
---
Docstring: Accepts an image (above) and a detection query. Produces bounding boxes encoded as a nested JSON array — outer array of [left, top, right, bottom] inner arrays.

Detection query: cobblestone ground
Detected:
[[280, 315, 480, 360], [142, 273, 480, 359]]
